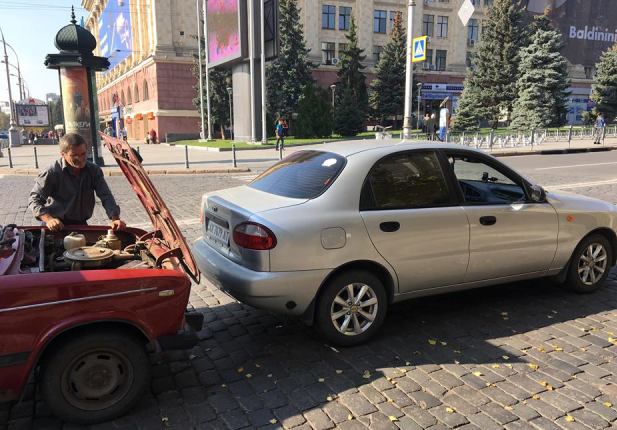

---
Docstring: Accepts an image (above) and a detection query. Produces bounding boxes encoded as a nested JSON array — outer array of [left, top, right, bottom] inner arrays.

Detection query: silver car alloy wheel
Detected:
[[330, 283, 379, 336], [577, 243, 608, 286]]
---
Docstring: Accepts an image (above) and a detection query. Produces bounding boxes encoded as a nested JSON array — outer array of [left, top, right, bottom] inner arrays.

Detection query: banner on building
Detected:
[[15, 100, 50, 126], [99, 0, 133, 71]]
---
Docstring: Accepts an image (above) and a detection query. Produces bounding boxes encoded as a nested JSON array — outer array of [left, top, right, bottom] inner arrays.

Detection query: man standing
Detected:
[[28, 133, 126, 232], [438, 99, 450, 142], [275, 118, 286, 151], [594, 113, 606, 144]]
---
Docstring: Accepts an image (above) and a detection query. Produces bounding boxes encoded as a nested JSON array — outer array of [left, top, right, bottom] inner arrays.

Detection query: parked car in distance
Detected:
[[0, 130, 8, 140], [193, 142, 617, 346], [0, 135, 202, 424]]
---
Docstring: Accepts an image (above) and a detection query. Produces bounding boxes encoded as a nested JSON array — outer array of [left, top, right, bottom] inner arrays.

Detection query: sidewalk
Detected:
[[1, 137, 615, 176]]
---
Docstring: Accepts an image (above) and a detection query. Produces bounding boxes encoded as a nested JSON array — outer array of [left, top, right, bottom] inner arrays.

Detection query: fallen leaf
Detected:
[[405, 361, 411, 366], [246, 373, 252, 379], [440, 341, 448, 346], [551, 310, 558, 314], [326, 395, 334, 401], [505, 364, 513, 369], [539, 381, 548, 387], [336, 369, 343, 374], [454, 350, 462, 354], [554, 347, 563, 352], [502, 355, 510, 360], [269, 418, 278, 424], [428, 339, 437, 345], [347, 414, 354, 421], [388, 415, 399, 422], [362, 370, 371, 379], [454, 360, 460, 365], [237, 367, 244, 373], [532, 394, 541, 400], [318, 378, 325, 383], [189, 354, 197, 360], [528, 363, 539, 370], [565, 415, 575, 422], [330, 346, 340, 353], [504, 405, 513, 411], [446, 407, 455, 413], [473, 371, 483, 377], [609, 337, 617, 344], [267, 374, 273, 378], [491, 364, 500, 369], [501, 312, 508, 316], [580, 347, 587, 352], [604, 401, 613, 408], [161, 417, 169, 423], [255, 363, 261, 368], [537, 347, 545, 352], [221, 384, 227, 388], [397, 368, 407, 373]]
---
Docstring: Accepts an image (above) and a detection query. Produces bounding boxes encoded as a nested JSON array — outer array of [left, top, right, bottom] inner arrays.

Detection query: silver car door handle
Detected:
[[479, 216, 497, 226], [379, 221, 400, 232]]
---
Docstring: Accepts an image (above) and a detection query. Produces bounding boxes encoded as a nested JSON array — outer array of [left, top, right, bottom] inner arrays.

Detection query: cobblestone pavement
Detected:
[[2, 171, 617, 430]]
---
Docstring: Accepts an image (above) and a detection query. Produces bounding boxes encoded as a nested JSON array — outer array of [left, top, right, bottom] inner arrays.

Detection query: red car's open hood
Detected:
[[101, 133, 200, 283]]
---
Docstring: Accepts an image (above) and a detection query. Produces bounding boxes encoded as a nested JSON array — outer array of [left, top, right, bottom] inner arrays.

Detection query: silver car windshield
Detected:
[[249, 150, 346, 199]]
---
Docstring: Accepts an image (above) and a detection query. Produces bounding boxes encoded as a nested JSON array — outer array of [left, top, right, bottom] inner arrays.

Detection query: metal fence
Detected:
[[402, 125, 617, 149]]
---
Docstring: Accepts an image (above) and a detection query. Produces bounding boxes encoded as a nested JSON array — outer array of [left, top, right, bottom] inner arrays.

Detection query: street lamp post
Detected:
[[196, 0, 206, 140], [416, 82, 422, 131], [0, 25, 21, 147], [330, 84, 336, 109], [226, 86, 236, 167], [402, 0, 416, 140], [5, 42, 23, 101]]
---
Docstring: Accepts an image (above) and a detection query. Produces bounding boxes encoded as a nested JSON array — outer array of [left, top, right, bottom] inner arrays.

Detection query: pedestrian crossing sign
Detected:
[[412, 36, 427, 63]]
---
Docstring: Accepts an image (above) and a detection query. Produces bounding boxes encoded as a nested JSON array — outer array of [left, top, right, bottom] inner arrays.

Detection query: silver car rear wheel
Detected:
[[577, 243, 608, 286], [316, 270, 388, 346], [330, 283, 379, 336]]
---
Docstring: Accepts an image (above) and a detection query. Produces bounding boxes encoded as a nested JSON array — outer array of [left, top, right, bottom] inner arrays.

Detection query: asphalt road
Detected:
[[2, 150, 617, 430]]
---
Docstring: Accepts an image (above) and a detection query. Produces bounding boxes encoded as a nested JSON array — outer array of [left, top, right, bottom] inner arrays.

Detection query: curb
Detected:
[[0, 167, 251, 177], [165, 141, 336, 152], [490, 146, 616, 157]]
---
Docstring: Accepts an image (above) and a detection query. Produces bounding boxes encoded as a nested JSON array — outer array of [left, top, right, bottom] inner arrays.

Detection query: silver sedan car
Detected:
[[192, 142, 617, 346]]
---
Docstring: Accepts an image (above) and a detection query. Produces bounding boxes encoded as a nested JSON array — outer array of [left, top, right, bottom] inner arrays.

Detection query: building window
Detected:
[[339, 6, 351, 31], [484, 0, 493, 6], [584, 66, 594, 79], [134, 84, 139, 102], [143, 80, 149, 101], [322, 5, 335, 30], [466, 51, 475, 68], [374, 10, 387, 33], [423, 14, 434, 37], [127, 88, 132, 105], [423, 49, 434, 70], [388, 11, 401, 32], [322, 42, 336, 65], [338, 42, 348, 56], [436, 16, 448, 38], [468, 18, 479, 44], [373, 46, 383, 63], [471, 0, 480, 5], [436, 49, 447, 70]]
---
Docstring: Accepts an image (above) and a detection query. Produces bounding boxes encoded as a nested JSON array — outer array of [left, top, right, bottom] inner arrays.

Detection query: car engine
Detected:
[[1, 225, 152, 274]]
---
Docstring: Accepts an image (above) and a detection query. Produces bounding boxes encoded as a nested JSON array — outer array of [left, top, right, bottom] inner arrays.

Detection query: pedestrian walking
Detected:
[[148, 129, 158, 144], [594, 113, 605, 144], [438, 99, 450, 142], [275, 118, 286, 151]]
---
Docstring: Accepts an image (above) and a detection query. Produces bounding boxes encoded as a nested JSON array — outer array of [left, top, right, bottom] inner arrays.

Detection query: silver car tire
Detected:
[[316, 270, 388, 347], [564, 234, 613, 294]]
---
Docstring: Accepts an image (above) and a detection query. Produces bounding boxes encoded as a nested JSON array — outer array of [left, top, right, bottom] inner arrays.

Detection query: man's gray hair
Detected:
[[59, 133, 87, 153]]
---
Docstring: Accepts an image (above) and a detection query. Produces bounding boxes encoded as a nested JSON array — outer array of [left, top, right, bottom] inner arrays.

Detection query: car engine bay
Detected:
[[0, 224, 156, 275]]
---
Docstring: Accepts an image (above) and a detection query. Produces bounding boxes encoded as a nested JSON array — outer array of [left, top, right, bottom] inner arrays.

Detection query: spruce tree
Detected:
[[336, 16, 368, 122], [510, 15, 570, 129], [334, 88, 364, 137], [295, 83, 333, 138], [591, 43, 617, 123], [369, 12, 405, 126], [453, 72, 482, 130], [266, 0, 313, 122], [455, 0, 527, 127]]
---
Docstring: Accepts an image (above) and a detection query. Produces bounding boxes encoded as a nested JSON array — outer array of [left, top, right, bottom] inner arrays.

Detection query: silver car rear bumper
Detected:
[[192, 238, 330, 316]]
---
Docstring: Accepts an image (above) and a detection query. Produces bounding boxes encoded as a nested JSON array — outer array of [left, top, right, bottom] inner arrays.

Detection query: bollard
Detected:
[[232, 142, 237, 168], [279, 144, 283, 160], [34, 146, 39, 169], [184, 145, 190, 169], [8, 147, 13, 168], [489, 129, 494, 149], [602, 126, 607, 145], [568, 125, 573, 149], [461, 131, 465, 146], [530, 128, 535, 147]]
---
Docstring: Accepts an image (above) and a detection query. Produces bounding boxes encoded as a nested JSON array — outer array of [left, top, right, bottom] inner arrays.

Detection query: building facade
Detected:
[[299, 0, 613, 123], [82, 0, 202, 141]]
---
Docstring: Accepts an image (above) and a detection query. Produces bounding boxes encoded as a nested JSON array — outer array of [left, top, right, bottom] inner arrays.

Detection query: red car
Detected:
[[0, 135, 202, 424]]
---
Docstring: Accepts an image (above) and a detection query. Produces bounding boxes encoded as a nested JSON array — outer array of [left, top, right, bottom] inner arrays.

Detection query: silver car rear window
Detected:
[[249, 150, 346, 199]]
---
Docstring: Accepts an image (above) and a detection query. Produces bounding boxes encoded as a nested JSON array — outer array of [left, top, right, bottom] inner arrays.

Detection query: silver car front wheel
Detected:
[[565, 234, 613, 293], [330, 283, 379, 336], [316, 270, 388, 346]]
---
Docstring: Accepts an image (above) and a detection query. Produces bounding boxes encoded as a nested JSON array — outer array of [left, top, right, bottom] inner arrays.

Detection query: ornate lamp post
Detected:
[[44, 8, 109, 165]]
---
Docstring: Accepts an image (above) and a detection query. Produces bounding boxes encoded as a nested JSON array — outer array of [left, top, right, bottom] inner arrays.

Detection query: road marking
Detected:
[[536, 161, 617, 171], [546, 178, 617, 190]]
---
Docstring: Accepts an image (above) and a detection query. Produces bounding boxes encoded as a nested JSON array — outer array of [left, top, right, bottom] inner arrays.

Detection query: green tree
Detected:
[[453, 73, 482, 130], [49, 100, 64, 127], [334, 88, 364, 136], [369, 12, 405, 127], [295, 83, 333, 138], [456, 0, 527, 128], [192, 34, 232, 139], [266, 0, 313, 123], [510, 15, 570, 129], [591, 43, 617, 123], [337, 16, 368, 120]]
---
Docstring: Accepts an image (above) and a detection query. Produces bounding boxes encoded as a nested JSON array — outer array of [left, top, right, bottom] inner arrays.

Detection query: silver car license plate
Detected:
[[207, 220, 229, 245]]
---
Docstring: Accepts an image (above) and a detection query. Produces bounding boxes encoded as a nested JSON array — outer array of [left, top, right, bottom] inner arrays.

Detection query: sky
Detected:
[[0, 0, 89, 103]]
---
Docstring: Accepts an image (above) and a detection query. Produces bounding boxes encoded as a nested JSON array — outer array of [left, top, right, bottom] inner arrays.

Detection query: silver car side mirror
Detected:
[[530, 185, 546, 203]]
